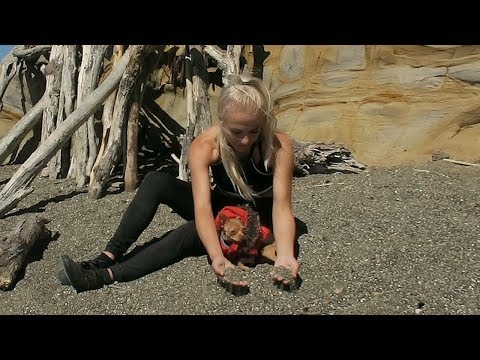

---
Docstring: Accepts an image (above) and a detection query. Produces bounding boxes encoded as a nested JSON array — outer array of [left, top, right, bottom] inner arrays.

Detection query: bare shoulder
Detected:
[[274, 131, 294, 154], [188, 126, 219, 165]]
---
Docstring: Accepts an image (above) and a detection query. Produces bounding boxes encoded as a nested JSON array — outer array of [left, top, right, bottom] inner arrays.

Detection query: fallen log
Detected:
[[292, 139, 366, 176], [0, 215, 52, 290]]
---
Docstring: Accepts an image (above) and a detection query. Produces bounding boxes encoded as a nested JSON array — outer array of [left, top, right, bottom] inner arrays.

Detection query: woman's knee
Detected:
[[140, 171, 175, 193]]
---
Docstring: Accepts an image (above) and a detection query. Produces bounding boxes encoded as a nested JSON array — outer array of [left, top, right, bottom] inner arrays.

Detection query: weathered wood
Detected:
[[40, 45, 64, 178], [0, 94, 45, 165], [125, 92, 139, 192], [179, 45, 212, 180], [204, 45, 242, 85], [91, 45, 123, 179], [0, 48, 131, 218], [69, 45, 110, 187], [191, 46, 211, 135], [292, 139, 366, 176], [442, 158, 480, 167], [50, 45, 78, 179], [0, 215, 51, 290], [178, 45, 195, 181], [88, 45, 144, 199], [12, 45, 52, 61]]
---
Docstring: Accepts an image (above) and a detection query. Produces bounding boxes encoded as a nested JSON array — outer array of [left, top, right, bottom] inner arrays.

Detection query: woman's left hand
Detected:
[[272, 255, 300, 286]]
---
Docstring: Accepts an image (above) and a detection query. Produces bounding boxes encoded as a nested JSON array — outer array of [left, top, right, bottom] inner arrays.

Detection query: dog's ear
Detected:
[[234, 216, 244, 225]]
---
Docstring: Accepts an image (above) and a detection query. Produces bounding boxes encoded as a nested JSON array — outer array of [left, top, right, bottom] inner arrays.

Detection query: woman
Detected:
[[59, 74, 300, 294]]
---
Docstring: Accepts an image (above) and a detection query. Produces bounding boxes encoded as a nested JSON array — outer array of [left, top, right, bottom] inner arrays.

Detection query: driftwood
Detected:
[[177, 45, 213, 180], [0, 215, 51, 290], [88, 45, 144, 199], [0, 94, 45, 165], [50, 45, 78, 179], [191, 46, 212, 136], [204, 45, 242, 85], [12, 45, 52, 62], [442, 158, 480, 167], [40, 45, 64, 178], [0, 48, 131, 218], [69, 45, 110, 187], [125, 91, 139, 191], [292, 139, 366, 176], [90, 46, 124, 181]]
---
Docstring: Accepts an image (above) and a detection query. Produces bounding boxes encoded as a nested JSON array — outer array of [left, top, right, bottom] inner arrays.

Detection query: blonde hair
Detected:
[[217, 74, 278, 202]]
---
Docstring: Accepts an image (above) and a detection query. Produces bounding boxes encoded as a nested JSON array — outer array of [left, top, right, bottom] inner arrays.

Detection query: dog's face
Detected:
[[222, 217, 245, 243]]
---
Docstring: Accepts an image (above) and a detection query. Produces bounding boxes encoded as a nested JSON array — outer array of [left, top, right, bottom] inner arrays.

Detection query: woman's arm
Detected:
[[188, 135, 224, 263], [188, 132, 247, 286], [271, 132, 300, 278]]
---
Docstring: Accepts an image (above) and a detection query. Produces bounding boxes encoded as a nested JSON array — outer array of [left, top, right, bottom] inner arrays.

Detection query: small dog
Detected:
[[217, 206, 277, 271]]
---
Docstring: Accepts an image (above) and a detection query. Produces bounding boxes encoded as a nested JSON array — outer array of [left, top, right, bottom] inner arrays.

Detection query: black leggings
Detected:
[[106, 171, 273, 282]]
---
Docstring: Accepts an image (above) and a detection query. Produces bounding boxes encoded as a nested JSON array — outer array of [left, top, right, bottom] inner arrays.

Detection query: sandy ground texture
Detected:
[[0, 160, 479, 315]]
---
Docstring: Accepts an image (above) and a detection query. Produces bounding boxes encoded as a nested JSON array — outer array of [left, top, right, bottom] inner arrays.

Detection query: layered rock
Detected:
[[158, 45, 480, 166]]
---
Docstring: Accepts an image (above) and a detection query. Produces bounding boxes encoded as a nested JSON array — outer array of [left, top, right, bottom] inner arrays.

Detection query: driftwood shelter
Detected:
[[0, 45, 365, 288]]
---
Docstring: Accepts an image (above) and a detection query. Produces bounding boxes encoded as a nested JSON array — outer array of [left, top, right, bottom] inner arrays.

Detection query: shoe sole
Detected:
[[60, 255, 75, 289], [57, 269, 71, 285]]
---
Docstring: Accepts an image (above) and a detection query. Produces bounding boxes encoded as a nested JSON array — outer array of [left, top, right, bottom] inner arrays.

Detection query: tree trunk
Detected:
[[50, 45, 78, 179], [124, 89, 139, 192], [40, 45, 64, 178], [204, 45, 241, 85], [0, 215, 51, 290], [69, 45, 110, 187], [0, 48, 131, 218], [12, 45, 52, 62], [178, 45, 195, 181], [191, 46, 211, 136], [90, 46, 123, 180], [88, 45, 144, 199]]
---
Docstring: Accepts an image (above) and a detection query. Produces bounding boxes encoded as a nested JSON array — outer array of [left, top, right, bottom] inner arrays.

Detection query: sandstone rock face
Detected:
[[0, 59, 45, 136], [159, 45, 480, 166]]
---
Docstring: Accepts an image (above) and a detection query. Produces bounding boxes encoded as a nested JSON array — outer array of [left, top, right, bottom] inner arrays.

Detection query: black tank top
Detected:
[[210, 142, 273, 198]]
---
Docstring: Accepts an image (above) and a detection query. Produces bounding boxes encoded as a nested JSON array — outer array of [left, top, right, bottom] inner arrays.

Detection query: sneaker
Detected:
[[60, 255, 108, 293], [57, 253, 115, 286]]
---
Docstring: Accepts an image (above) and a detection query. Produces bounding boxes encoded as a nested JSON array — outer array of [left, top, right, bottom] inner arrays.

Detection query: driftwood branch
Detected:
[[0, 94, 45, 165], [178, 46, 195, 181], [204, 45, 241, 85], [442, 158, 480, 167], [90, 46, 124, 180], [88, 45, 144, 199], [124, 91, 139, 191], [293, 139, 366, 176], [12, 45, 52, 61], [40, 45, 64, 178], [0, 48, 132, 218], [0, 215, 52, 290]]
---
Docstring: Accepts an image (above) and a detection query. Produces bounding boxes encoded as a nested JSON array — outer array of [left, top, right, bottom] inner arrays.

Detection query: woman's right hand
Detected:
[[211, 255, 249, 289]]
